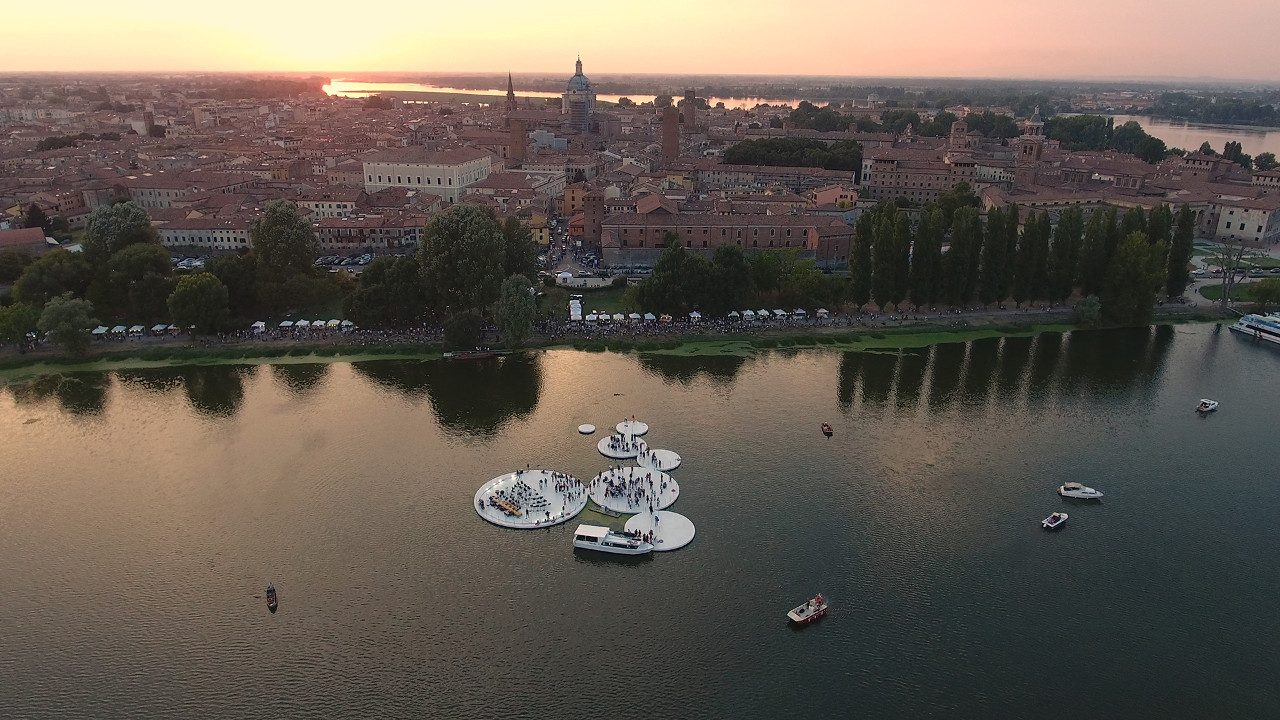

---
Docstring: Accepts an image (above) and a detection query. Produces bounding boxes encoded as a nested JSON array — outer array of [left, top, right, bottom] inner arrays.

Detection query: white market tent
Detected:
[[628, 312, 641, 321], [793, 308, 807, 317], [279, 320, 294, 328], [151, 323, 168, 333], [612, 313, 625, 321], [689, 311, 702, 320], [643, 312, 657, 321], [773, 309, 787, 317], [742, 310, 756, 319], [295, 320, 311, 328], [167, 324, 179, 332], [251, 321, 266, 331], [758, 309, 771, 318], [111, 325, 127, 334], [816, 308, 830, 317], [327, 319, 341, 327], [92, 326, 109, 335], [128, 325, 145, 334], [728, 310, 740, 318], [586, 313, 599, 321], [558, 271, 573, 281], [340, 319, 354, 327]]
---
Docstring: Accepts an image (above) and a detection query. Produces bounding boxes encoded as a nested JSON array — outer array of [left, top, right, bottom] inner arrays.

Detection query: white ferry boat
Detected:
[[1229, 314, 1280, 346], [1058, 482, 1104, 500], [572, 525, 653, 555]]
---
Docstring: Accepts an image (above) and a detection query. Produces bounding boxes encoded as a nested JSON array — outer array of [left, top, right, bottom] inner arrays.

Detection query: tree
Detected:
[[1047, 207, 1084, 304], [1255, 152, 1278, 171], [1222, 141, 1252, 169], [1075, 295, 1101, 328], [0, 249, 34, 283], [936, 182, 979, 227], [978, 207, 1010, 306], [1198, 141, 1217, 156], [0, 303, 40, 346], [343, 256, 427, 328], [1250, 278, 1280, 314], [634, 240, 714, 315], [850, 210, 873, 309], [1012, 211, 1051, 306], [207, 254, 258, 317], [442, 310, 483, 350], [1119, 207, 1147, 240], [167, 272, 229, 334], [419, 205, 510, 317], [37, 293, 96, 355], [871, 203, 903, 310], [107, 242, 174, 320], [909, 206, 944, 307], [500, 217, 539, 284], [1210, 237, 1262, 310], [1147, 204, 1173, 248], [654, 94, 673, 109], [12, 250, 93, 306], [1077, 209, 1111, 296], [711, 243, 753, 313], [1100, 231, 1165, 325], [24, 203, 49, 231], [495, 274, 537, 347], [943, 207, 983, 306], [250, 200, 319, 276], [83, 202, 158, 266], [1166, 204, 1195, 297]]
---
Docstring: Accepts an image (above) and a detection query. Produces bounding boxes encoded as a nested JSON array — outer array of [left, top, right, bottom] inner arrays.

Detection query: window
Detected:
[[1225, 222, 1232, 229]]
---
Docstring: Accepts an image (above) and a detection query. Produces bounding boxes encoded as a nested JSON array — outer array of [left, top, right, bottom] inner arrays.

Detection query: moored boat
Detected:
[[787, 593, 828, 624], [1196, 398, 1218, 413], [1042, 512, 1068, 530], [444, 349, 498, 361], [266, 583, 278, 612], [572, 524, 653, 555], [1229, 313, 1280, 345], [821, 422, 833, 437], [1058, 482, 1104, 500]]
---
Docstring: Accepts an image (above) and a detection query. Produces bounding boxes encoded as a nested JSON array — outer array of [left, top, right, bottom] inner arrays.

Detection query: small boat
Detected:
[[1196, 399, 1218, 413], [572, 524, 653, 555], [1041, 512, 1068, 530], [266, 583, 278, 612], [787, 593, 828, 624], [1058, 482, 1104, 500], [821, 422, 833, 437]]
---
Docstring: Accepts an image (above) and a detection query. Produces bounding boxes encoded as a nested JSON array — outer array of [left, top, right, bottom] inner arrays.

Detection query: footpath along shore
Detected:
[[0, 304, 1228, 381]]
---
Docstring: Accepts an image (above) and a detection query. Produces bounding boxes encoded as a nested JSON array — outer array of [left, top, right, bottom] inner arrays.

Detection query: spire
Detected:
[[575, 55, 583, 76], [505, 72, 517, 113]]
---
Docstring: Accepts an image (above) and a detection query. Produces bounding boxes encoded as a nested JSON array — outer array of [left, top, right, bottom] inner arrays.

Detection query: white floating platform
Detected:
[[616, 419, 649, 437], [474, 469, 587, 529], [598, 433, 642, 459], [589, 466, 679, 515], [625, 511, 695, 552], [637, 446, 681, 472], [578, 423, 596, 435]]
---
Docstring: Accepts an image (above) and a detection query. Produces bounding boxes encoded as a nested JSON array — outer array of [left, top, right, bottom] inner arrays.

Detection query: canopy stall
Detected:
[[128, 325, 145, 334], [586, 313, 599, 322], [628, 313, 641, 321], [110, 325, 127, 334], [659, 314, 673, 323], [773, 309, 788, 317], [151, 324, 168, 334], [251, 321, 266, 333], [758, 309, 771, 318], [793, 308, 807, 317], [295, 320, 311, 328], [742, 310, 756, 320], [728, 311, 740, 318], [92, 326, 109, 335], [612, 313, 625, 321], [643, 312, 657, 322], [689, 311, 702, 321], [340, 320, 354, 327], [816, 308, 830, 317], [327, 319, 341, 327], [279, 320, 294, 328]]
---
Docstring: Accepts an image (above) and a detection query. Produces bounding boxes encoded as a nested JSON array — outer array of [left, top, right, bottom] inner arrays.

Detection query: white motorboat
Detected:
[[572, 524, 653, 555], [1042, 512, 1068, 530], [787, 593, 828, 625], [1229, 314, 1280, 345], [1058, 482, 1104, 500], [1196, 399, 1219, 413]]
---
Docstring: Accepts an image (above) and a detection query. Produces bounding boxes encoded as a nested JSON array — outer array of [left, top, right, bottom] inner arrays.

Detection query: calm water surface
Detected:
[[3, 324, 1280, 719]]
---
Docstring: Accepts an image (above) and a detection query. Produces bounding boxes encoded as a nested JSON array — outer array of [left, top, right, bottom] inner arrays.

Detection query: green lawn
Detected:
[[540, 284, 631, 318], [1200, 281, 1263, 302]]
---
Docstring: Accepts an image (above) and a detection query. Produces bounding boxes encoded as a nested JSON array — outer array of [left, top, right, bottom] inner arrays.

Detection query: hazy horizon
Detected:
[[3, 0, 1279, 84]]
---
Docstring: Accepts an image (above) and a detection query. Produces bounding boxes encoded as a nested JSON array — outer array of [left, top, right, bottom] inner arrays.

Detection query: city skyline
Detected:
[[3, 0, 1279, 83]]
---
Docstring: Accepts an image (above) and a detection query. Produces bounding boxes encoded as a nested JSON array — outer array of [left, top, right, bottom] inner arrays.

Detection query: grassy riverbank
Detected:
[[0, 307, 1230, 384]]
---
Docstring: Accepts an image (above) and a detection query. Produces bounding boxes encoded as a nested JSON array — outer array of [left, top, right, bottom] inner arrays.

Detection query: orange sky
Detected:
[[4, 0, 1278, 81]]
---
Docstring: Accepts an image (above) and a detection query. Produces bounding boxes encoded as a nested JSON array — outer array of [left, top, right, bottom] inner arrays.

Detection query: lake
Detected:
[[1110, 114, 1280, 158], [322, 80, 798, 110], [3, 324, 1280, 718]]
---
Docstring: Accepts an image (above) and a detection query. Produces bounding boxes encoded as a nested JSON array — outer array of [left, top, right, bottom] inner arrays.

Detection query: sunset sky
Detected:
[[4, 0, 1278, 82]]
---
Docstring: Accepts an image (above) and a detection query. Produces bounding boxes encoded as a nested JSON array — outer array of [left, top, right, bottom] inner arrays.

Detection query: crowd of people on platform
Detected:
[[480, 469, 584, 525], [592, 466, 671, 513]]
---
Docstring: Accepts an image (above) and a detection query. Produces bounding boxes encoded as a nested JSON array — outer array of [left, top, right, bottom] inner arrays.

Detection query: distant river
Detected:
[[323, 80, 799, 110], [1109, 113, 1280, 158], [4, 324, 1280, 718]]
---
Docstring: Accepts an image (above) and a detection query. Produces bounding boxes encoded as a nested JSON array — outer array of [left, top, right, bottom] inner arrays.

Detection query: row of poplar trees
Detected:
[[849, 191, 1196, 324]]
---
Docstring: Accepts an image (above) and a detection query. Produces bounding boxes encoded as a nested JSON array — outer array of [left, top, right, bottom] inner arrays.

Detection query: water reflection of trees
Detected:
[[351, 354, 543, 437], [8, 372, 110, 415], [838, 327, 1174, 413], [270, 363, 329, 396], [116, 365, 249, 417], [635, 354, 747, 387]]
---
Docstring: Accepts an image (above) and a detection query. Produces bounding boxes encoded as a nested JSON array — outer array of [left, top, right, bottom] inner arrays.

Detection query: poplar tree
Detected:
[[1047, 206, 1084, 304], [1166, 204, 1196, 297], [1077, 209, 1113, 296], [850, 210, 873, 310], [909, 206, 944, 307], [943, 207, 983, 306], [978, 207, 1008, 306]]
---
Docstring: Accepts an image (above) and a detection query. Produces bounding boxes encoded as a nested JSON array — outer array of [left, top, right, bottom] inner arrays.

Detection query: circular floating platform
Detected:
[[578, 423, 596, 435], [616, 419, 649, 437], [598, 433, 642, 459], [625, 511, 695, 551], [474, 469, 587, 529], [637, 446, 681, 472], [589, 466, 679, 515]]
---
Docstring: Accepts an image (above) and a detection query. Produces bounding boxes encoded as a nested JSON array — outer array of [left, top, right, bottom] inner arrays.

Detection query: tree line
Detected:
[[1044, 115, 1169, 163], [723, 137, 862, 172], [778, 102, 1022, 140]]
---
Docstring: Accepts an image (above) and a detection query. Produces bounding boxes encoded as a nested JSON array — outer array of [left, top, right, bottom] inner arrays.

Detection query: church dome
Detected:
[[566, 57, 592, 93]]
